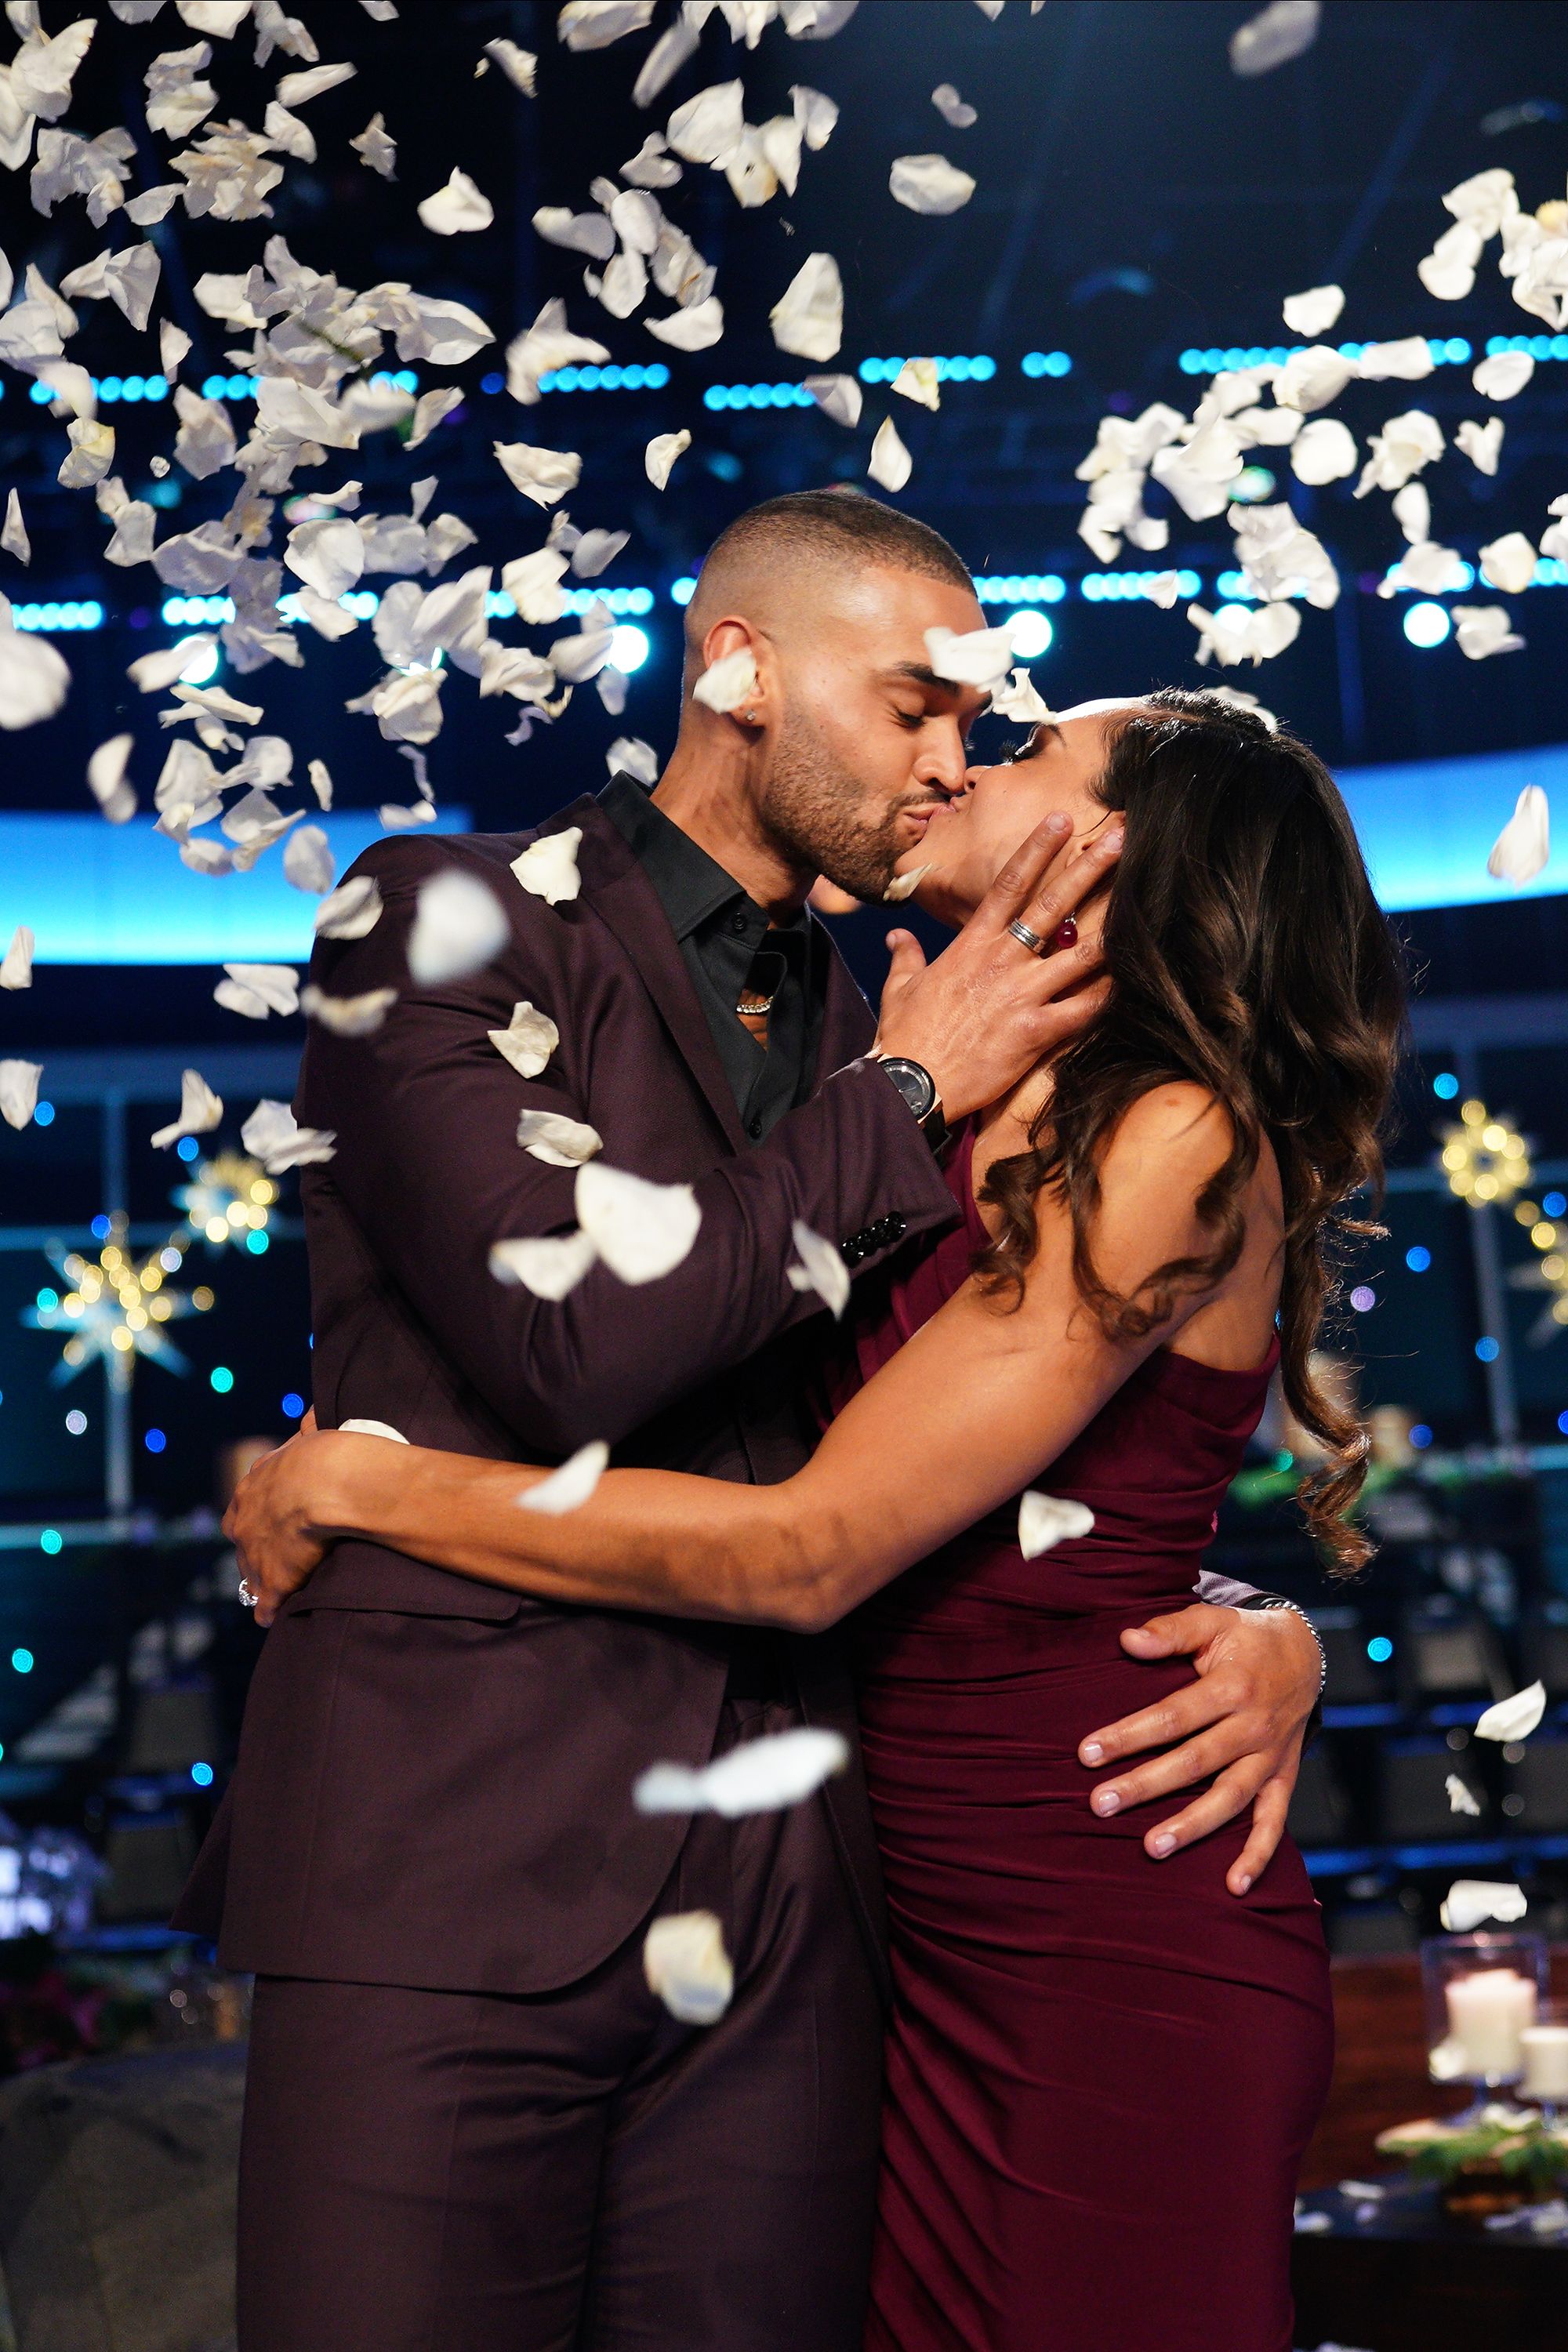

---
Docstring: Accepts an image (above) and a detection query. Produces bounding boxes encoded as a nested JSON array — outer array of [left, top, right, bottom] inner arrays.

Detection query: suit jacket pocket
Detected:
[[278, 1537, 528, 1623]]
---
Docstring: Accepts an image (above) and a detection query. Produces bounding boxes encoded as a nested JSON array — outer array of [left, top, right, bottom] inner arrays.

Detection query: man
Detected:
[[180, 491, 1323, 2350]]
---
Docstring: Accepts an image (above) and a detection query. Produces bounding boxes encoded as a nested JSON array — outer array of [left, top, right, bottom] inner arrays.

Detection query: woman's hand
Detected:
[[225, 1428, 350, 1628]]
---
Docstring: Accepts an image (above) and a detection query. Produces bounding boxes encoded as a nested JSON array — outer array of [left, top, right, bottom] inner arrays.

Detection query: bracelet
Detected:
[[1241, 1596, 1327, 1697]]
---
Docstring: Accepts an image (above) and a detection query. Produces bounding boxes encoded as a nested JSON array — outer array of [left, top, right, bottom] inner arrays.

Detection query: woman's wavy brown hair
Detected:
[[977, 688, 1406, 1575]]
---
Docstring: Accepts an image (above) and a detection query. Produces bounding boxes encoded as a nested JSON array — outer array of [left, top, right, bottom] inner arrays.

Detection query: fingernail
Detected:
[[1093, 1788, 1120, 1817], [1046, 812, 1069, 833], [1234, 1873, 1252, 1896], [1149, 1832, 1176, 1857], [1080, 1740, 1104, 1765], [1104, 828, 1124, 851]]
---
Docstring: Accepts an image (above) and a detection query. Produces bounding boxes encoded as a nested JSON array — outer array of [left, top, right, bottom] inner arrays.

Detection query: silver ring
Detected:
[[1007, 918, 1046, 955], [238, 1578, 257, 1608]]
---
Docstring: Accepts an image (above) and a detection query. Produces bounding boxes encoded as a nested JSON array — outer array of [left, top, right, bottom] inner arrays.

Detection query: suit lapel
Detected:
[[816, 927, 880, 1076], [569, 800, 751, 1153]]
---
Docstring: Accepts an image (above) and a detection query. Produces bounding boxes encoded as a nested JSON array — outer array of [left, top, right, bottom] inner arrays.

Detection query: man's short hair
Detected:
[[699, 488, 973, 595]]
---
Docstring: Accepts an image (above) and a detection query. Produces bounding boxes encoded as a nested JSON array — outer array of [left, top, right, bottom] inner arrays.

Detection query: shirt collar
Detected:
[[598, 771, 808, 945]]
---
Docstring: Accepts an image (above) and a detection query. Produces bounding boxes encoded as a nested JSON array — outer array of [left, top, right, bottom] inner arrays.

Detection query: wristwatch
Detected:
[[873, 1055, 952, 1160]]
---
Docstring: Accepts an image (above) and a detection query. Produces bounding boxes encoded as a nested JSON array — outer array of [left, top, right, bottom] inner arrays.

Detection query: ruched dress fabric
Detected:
[[832, 1131, 1333, 2352]]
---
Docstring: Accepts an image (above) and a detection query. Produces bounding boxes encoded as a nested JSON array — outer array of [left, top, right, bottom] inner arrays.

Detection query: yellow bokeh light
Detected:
[[110, 1327, 133, 1353], [1534, 1223, 1558, 1250], [1482, 1123, 1507, 1151]]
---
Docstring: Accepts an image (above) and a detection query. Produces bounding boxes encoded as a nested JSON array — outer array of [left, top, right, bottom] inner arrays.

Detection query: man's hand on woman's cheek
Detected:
[[1073, 1602, 1320, 1895]]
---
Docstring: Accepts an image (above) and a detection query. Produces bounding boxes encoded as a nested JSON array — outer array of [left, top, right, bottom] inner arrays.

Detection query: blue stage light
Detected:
[[1411, 1423, 1433, 1449], [1433, 1072, 1459, 1098], [191, 1762, 215, 1787], [1475, 1336, 1500, 1363], [1367, 1635, 1394, 1662], [11, 1647, 34, 1670], [671, 576, 696, 605], [610, 624, 651, 673], [211, 1366, 234, 1394], [1546, 1192, 1567, 1218], [1406, 1246, 1431, 1272], [1403, 601, 1450, 648], [282, 1392, 306, 1420], [33, 1101, 53, 1125], [144, 1428, 166, 1454], [1008, 611, 1054, 659]]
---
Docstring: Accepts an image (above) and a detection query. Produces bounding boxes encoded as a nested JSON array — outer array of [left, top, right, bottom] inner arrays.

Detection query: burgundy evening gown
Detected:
[[834, 1131, 1333, 2352]]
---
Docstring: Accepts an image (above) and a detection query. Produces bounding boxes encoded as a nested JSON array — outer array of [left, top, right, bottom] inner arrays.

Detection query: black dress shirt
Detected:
[[600, 770, 829, 1142]]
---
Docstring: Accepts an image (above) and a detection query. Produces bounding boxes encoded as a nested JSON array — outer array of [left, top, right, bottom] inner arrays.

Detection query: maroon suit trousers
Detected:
[[234, 1699, 884, 2352]]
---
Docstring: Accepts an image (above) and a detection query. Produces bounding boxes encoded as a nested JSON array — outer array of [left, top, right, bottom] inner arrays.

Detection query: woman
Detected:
[[229, 688, 1404, 2351]]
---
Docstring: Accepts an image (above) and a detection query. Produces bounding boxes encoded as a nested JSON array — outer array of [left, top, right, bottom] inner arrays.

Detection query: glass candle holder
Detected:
[[1421, 1931, 1549, 2123], [1520, 1998, 1568, 2125]]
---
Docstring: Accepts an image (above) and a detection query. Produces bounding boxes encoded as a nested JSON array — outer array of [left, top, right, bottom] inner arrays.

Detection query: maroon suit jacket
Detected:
[[173, 797, 961, 1997]]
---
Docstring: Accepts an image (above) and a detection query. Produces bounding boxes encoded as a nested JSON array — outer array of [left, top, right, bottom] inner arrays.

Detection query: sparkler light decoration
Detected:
[[23, 1215, 211, 1391], [175, 1151, 278, 1254], [1438, 1098, 1531, 1207]]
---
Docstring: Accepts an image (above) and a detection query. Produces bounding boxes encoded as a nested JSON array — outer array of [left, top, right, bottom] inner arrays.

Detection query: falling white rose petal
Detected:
[[418, 169, 493, 236], [804, 373, 862, 426], [931, 82, 978, 129], [314, 874, 383, 938], [575, 1162, 701, 1286], [893, 358, 941, 412], [215, 963, 299, 1020], [0, 925, 33, 990], [1439, 1880, 1528, 1933], [2, 491, 30, 564], [644, 296, 724, 352], [0, 615, 70, 729], [559, 0, 655, 47], [481, 39, 537, 94], [642, 1910, 733, 2025], [282, 824, 336, 896], [1392, 482, 1430, 546], [868, 415, 912, 492], [517, 1109, 603, 1168], [924, 623, 1014, 689], [128, 637, 216, 695], [494, 441, 583, 509], [286, 517, 365, 602], [635, 1726, 849, 1817], [1457, 418, 1504, 477], [608, 735, 659, 786], [789, 83, 838, 149], [572, 529, 630, 580], [1359, 336, 1435, 384], [1281, 283, 1344, 339], [520, 1439, 610, 1516], [0, 1062, 43, 1132], [150, 1066, 223, 1149], [1487, 786, 1550, 884], [488, 1002, 561, 1080], [408, 869, 510, 986], [241, 1098, 336, 1172], [787, 1219, 851, 1320], [511, 826, 583, 905], [889, 154, 975, 216], [645, 428, 691, 489], [1230, 0, 1320, 74], [1018, 1490, 1095, 1559], [770, 252, 842, 363], [693, 648, 758, 715], [991, 666, 1052, 720], [1446, 1775, 1482, 1817], [350, 113, 396, 176], [488, 1229, 598, 1300], [276, 61, 358, 107], [88, 733, 136, 823], [666, 79, 745, 165], [1452, 604, 1525, 662], [1290, 417, 1357, 485], [300, 985, 397, 1036], [1472, 350, 1534, 403], [1479, 530, 1535, 592], [1273, 344, 1358, 414], [1475, 1679, 1548, 1741]]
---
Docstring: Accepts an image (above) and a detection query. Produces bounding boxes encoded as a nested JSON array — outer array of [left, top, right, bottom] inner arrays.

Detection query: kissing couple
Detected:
[[182, 488, 1403, 2352]]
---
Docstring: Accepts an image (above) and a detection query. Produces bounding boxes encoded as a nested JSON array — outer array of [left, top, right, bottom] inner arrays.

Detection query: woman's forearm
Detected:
[[319, 1437, 848, 1630]]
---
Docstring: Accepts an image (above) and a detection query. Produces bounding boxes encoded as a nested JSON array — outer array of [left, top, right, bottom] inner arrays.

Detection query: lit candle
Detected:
[[1521, 2023, 1568, 2099], [1446, 1968, 1538, 2078]]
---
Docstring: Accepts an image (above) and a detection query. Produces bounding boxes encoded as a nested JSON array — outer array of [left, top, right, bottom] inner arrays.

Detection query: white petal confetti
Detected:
[[241, 1098, 336, 1171], [481, 39, 537, 94], [489, 1229, 598, 1300], [1018, 1490, 1095, 1559], [1359, 336, 1435, 383], [300, 985, 397, 1036], [1475, 1680, 1548, 1741], [408, 869, 510, 986], [786, 1219, 850, 1319], [636, 1726, 849, 1817], [0, 611, 70, 728], [88, 733, 136, 823], [494, 441, 583, 509], [789, 82, 838, 149], [692, 648, 758, 714], [511, 826, 583, 905], [644, 296, 724, 352], [643, 1911, 734, 2025], [560, 0, 655, 48], [990, 666, 1052, 720], [1290, 417, 1357, 485], [0, 926, 34, 990], [314, 875, 383, 939], [770, 252, 842, 363], [608, 735, 659, 786], [215, 962, 299, 1020], [1479, 529, 1536, 592], [882, 862, 931, 903], [1451, 604, 1525, 661], [1281, 283, 1344, 338], [2, 491, 30, 564], [893, 358, 940, 412], [151, 1066, 223, 1149], [667, 79, 745, 165], [520, 1439, 610, 1515], [1229, 0, 1320, 75], [645, 428, 691, 489], [350, 112, 396, 176], [925, 624, 1015, 689], [276, 61, 358, 107], [804, 373, 862, 426], [575, 1160, 702, 1285], [283, 824, 336, 895], [1487, 786, 1550, 883], [286, 516, 365, 601], [889, 153, 975, 216], [418, 169, 493, 236], [0, 1062, 43, 1132], [488, 1001, 561, 1080], [1457, 418, 1504, 477], [1439, 1880, 1528, 1933], [931, 82, 978, 129], [868, 415, 912, 492], [1446, 1774, 1482, 1817], [517, 1109, 603, 1167]]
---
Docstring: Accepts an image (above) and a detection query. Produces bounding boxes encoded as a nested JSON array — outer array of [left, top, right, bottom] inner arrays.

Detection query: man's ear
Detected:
[[698, 615, 768, 724]]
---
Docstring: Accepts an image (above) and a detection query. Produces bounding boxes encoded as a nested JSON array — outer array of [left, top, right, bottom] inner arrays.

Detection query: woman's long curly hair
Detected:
[[977, 688, 1406, 1575]]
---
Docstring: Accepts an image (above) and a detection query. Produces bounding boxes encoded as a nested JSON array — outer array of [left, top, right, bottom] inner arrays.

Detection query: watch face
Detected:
[[884, 1058, 935, 1119]]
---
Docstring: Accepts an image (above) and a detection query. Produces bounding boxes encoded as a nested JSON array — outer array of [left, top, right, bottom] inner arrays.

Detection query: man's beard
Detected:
[[760, 706, 933, 903]]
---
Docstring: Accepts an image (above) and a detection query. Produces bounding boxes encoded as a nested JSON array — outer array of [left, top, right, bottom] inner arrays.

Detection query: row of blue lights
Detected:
[[476, 362, 671, 397], [26, 374, 170, 406], [1082, 568, 1200, 602], [1180, 338, 1477, 376], [705, 380, 817, 411], [162, 586, 660, 629], [9, 601, 103, 631], [857, 355, 1000, 383], [975, 574, 1067, 604]]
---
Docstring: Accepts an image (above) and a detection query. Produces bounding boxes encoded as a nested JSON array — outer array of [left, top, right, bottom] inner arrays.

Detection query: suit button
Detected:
[[886, 1214, 906, 1241], [747, 1115, 763, 1138]]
